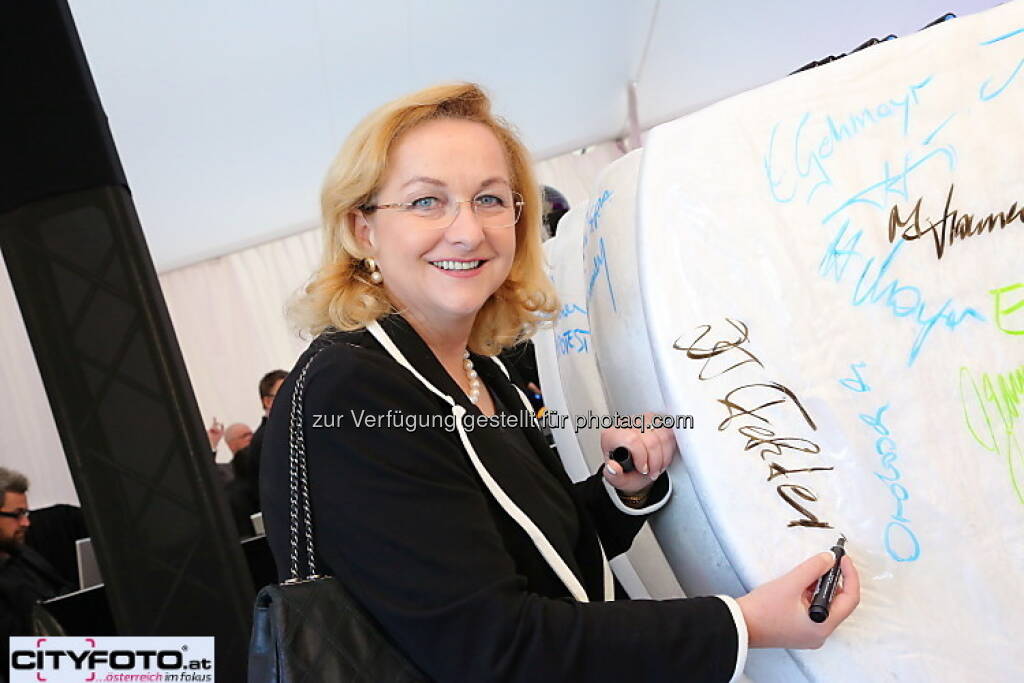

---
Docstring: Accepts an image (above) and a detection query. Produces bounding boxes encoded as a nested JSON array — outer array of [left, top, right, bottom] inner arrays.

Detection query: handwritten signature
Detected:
[[840, 363, 921, 562], [888, 183, 1023, 260], [959, 364, 1024, 504], [675, 319, 835, 529]]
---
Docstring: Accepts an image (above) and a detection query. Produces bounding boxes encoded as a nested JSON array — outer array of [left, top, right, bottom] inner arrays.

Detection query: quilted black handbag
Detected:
[[247, 346, 429, 682]]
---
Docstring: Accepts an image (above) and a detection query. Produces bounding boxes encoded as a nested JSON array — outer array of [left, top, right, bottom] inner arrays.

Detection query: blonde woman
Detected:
[[260, 83, 859, 682]]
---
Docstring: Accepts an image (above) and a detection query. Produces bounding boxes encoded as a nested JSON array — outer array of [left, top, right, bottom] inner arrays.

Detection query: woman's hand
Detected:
[[600, 412, 678, 495], [736, 552, 861, 649]]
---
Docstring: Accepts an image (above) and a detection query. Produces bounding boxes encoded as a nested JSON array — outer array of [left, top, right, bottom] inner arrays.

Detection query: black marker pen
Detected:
[[809, 535, 846, 623], [609, 446, 635, 473]]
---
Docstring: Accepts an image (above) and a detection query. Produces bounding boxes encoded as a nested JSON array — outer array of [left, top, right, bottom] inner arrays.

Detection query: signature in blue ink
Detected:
[[558, 303, 588, 320], [838, 362, 871, 393], [821, 146, 956, 225], [838, 365, 921, 562], [980, 27, 1024, 45], [584, 237, 618, 312], [860, 403, 921, 562], [980, 58, 1024, 101], [921, 113, 955, 145], [583, 190, 613, 248], [764, 78, 933, 206], [556, 328, 591, 355], [764, 113, 836, 205], [979, 27, 1023, 101], [828, 76, 932, 139], [819, 222, 984, 366]]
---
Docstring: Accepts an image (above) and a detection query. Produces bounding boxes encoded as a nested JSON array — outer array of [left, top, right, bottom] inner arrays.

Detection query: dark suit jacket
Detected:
[[245, 415, 267, 500], [230, 415, 266, 529], [261, 314, 740, 682]]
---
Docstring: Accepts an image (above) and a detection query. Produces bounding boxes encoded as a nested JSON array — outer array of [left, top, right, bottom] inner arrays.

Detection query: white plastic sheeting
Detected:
[[537, 2, 1024, 679]]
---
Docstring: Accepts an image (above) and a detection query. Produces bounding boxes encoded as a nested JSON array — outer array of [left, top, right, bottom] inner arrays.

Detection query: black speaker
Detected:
[[0, 2, 252, 679]]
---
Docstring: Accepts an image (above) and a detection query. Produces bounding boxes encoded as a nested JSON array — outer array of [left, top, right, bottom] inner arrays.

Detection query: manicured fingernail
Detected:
[[606, 463, 619, 475], [642, 465, 649, 475]]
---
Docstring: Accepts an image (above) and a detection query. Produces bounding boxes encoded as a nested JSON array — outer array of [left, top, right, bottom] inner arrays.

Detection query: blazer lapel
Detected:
[[473, 358, 575, 489], [475, 354, 608, 601], [374, 315, 593, 594]]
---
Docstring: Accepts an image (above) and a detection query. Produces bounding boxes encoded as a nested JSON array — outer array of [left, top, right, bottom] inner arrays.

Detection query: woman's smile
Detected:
[[427, 257, 489, 277]]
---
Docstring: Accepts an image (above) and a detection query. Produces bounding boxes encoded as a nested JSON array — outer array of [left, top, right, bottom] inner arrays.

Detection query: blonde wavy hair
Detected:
[[290, 82, 559, 355]]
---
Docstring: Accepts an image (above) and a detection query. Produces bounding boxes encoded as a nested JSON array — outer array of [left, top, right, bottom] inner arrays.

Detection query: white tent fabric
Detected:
[[159, 227, 321, 453], [66, 0, 1000, 271], [0, 257, 80, 507]]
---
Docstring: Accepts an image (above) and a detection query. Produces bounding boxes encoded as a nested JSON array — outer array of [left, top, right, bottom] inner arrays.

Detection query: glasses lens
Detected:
[[477, 191, 522, 229], [407, 196, 448, 223]]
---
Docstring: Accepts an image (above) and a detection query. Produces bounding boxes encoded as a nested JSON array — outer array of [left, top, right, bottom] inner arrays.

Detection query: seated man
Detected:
[[0, 467, 72, 601], [0, 467, 72, 659], [24, 503, 88, 589]]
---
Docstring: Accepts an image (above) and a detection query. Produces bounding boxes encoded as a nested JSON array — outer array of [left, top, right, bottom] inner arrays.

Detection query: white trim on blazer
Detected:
[[367, 320, 614, 603]]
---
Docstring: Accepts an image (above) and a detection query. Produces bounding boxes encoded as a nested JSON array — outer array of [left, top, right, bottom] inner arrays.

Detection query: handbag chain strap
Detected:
[[284, 345, 329, 583]]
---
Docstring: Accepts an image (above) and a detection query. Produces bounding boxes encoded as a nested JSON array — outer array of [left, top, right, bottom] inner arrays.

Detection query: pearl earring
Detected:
[[366, 258, 383, 284]]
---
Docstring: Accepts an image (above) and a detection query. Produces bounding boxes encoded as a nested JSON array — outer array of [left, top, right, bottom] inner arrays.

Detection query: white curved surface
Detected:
[[637, 3, 1024, 681], [542, 2, 1024, 680], [538, 174, 685, 602], [582, 147, 803, 681]]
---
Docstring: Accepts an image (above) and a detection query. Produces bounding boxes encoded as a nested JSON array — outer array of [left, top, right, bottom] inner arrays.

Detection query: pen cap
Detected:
[[809, 604, 829, 624], [610, 446, 635, 473]]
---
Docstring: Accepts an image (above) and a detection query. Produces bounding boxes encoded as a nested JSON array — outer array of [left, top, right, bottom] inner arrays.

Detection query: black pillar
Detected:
[[0, 2, 252, 678]]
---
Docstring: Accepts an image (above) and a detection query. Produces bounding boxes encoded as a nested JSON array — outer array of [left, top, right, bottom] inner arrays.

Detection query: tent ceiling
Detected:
[[67, 0, 1001, 271]]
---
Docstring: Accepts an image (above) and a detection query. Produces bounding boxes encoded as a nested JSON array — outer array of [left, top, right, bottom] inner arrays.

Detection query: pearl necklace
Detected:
[[463, 350, 482, 404]]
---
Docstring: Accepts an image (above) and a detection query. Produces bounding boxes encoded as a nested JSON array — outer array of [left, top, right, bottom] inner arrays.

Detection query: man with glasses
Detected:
[[0, 468, 31, 556], [0, 467, 73, 650]]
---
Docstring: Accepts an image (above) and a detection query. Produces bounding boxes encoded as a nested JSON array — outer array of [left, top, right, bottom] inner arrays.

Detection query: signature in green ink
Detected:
[[991, 283, 1024, 335], [959, 364, 1024, 503]]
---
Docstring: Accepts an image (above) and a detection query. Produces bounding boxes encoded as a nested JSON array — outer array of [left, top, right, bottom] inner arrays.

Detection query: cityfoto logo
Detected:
[[9, 636, 215, 682]]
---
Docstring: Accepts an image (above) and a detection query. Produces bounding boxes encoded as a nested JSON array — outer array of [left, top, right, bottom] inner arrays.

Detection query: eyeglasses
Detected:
[[362, 190, 524, 230], [0, 509, 29, 520]]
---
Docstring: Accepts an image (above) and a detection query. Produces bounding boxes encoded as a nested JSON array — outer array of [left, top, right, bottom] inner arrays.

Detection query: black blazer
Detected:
[[261, 314, 740, 682]]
